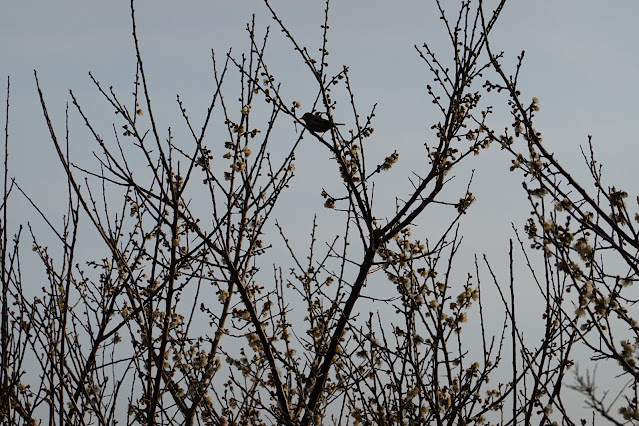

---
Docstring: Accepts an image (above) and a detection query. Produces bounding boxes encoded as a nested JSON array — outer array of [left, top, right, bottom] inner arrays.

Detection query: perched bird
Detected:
[[301, 112, 343, 133]]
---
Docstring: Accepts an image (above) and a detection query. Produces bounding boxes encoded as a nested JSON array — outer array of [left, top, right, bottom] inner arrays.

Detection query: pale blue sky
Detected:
[[2, 0, 638, 420], [2, 1, 637, 233]]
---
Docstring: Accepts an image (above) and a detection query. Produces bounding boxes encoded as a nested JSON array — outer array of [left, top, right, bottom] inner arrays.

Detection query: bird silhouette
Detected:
[[301, 112, 343, 133]]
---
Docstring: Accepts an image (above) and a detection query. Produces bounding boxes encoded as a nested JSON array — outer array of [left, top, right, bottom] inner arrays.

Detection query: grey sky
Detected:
[[2, 0, 637, 226]]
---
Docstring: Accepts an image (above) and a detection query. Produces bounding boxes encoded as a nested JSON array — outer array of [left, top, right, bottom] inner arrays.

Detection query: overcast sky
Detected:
[[2, 0, 638, 419], [3, 0, 637, 235]]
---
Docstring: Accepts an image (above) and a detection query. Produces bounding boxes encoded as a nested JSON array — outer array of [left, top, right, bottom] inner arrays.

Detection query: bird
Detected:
[[301, 112, 343, 133]]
